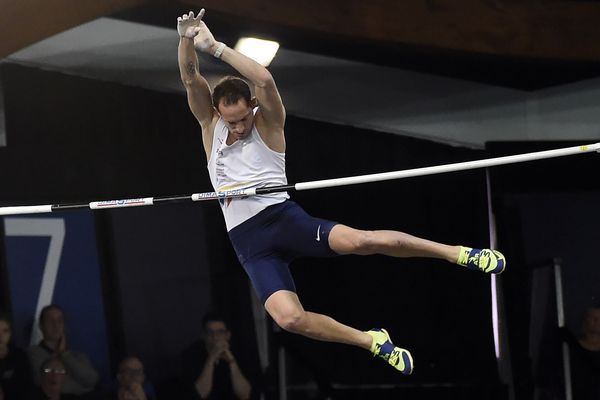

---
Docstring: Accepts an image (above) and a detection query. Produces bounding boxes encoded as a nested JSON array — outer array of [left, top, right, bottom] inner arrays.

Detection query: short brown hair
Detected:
[[39, 304, 64, 324], [212, 76, 251, 109]]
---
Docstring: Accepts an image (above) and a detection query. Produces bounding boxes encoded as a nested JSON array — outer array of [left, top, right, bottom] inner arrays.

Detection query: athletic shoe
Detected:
[[365, 328, 413, 375], [457, 246, 506, 274]]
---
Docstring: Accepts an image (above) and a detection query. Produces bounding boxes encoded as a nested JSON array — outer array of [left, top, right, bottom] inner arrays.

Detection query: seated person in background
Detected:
[[0, 311, 33, 400], [563, 303, 600, 400], [28, 305, 99, 397], [28, 355, 78, 400], [182, 312, 252, 400], [111, 356, 155, 400]]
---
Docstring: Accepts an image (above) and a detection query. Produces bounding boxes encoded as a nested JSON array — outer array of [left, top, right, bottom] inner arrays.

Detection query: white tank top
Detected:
[[207, 111, 289, 231]]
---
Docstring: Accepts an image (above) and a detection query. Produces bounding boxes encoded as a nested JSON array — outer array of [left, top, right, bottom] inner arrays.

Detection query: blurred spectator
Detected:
[[108, 356, 155, 400], [28, 356, 78, 400], [565, 304, 600, 400], [182, 312, 252, 400], [0, 311, 33, 399], [28, 305, 99, 397]]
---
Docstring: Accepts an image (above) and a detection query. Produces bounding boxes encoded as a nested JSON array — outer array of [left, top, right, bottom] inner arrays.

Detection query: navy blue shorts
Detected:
[[228, 200, 339, 304]]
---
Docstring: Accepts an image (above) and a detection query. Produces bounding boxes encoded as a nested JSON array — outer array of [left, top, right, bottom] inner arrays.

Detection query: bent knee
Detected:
[[265, 291, 307, 333], [273, 309, 305, 332]]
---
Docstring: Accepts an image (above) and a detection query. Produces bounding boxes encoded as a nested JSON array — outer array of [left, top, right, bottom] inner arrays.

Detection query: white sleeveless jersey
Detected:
[[207, 112, 289, 231]]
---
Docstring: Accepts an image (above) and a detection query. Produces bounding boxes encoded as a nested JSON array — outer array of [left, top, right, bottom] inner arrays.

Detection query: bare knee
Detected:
[[332, 225, 418, 256], [265, 292, 307, 333], [344, 230, 381, 255], [273, 309, 305, 333], [330, 225, 380, 255]]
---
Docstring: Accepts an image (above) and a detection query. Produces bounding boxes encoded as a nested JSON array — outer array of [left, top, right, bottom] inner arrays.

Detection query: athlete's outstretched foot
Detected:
[[457, 247, 506, 274], [366, 328, 413, 375]]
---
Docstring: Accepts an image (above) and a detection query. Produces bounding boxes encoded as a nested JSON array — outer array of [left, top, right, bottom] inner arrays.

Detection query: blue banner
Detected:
[[3, 211, 111, 384]]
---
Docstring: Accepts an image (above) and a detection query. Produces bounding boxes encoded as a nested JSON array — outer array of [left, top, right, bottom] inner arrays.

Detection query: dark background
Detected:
[[0, 61, 599, 399]]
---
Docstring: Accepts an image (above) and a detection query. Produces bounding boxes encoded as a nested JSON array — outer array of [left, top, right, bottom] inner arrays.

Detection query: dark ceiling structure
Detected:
[[2, 0, 600, 90]]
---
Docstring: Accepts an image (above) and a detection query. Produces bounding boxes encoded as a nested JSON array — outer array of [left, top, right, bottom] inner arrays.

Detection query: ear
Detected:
[[250, 97, 258, 108]]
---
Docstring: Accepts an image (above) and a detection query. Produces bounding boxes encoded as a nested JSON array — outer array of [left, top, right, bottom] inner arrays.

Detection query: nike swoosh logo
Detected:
[[316, 225, 321, 241]]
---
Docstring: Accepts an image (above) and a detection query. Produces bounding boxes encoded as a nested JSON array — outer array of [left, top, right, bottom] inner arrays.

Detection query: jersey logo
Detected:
[[316, 225, 321, 242]]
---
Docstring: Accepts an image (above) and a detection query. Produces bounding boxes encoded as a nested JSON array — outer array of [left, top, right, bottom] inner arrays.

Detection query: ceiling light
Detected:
[[234, 37, 279, 67]]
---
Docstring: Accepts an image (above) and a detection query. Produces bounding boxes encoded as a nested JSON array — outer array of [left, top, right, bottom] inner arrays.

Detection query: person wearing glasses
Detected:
[[112, 357, 155, 400], [27, 305, 99, 397], [181, 312, 252, 400], [29, 356, 77, 400]]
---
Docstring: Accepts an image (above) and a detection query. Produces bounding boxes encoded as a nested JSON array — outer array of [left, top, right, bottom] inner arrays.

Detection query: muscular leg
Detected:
[[328, 224, 460, 262], [264, 290, 372, 350], [264, 289, 413, 374]]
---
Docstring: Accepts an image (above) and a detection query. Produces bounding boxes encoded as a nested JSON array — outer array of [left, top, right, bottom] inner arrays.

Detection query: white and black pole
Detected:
[[1, 142, 598, 216]]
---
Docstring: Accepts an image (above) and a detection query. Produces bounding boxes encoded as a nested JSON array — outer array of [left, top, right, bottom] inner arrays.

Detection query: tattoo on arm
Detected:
[[187, 61, 196, 75]]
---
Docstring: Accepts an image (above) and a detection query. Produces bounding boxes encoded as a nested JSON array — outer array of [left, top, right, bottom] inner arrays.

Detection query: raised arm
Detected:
[[192, 14, 286, 152], [177, 10, 217, 159]]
